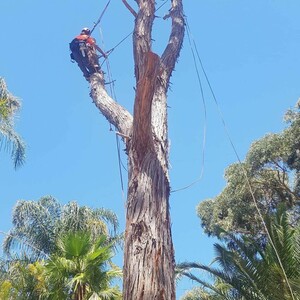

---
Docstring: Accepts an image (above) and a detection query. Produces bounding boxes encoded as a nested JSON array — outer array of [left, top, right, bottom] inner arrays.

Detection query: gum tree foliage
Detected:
[[3, 196, 120, 258], [178, 208, 300, 300], [0, 77, 25, 168], [197, 101, 300, 241], [84, 0, 185, 299]]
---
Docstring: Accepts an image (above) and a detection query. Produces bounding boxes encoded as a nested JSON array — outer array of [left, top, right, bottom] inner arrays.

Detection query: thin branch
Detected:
[[161, 0, 185, 83], [133, 0, 156, 82], [122, 0, 137, 17]]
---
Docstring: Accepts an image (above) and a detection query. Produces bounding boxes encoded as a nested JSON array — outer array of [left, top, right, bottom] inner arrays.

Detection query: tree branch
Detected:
[[89, 74, 133, 138], [133, 0, 155, 82], [161, 0, 185, 85], [122, 0, 137, 17]]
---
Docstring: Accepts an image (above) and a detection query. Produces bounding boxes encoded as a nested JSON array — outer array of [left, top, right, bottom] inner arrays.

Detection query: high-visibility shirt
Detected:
[[75, 34, 96, 46]]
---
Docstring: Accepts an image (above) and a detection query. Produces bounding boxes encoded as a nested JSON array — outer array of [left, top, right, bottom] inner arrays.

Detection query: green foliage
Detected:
[[0, 77, 25, 168], [1, 199, 123, 299], [177, 209, 300, 300], [0, 256, 45, 299], [198, 101, 300, 240], [3, 196, 121, 258], [0, 233, 122, 300], [44, 232, 122, 299]]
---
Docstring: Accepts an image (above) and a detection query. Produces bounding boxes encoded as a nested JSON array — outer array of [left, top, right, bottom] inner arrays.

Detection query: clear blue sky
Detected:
[[1, 1, 299, 298]]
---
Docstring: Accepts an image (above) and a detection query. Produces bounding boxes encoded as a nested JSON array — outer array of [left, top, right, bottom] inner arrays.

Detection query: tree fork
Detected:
[[88, 1, 185, 298], [123, 51, 175, 299]]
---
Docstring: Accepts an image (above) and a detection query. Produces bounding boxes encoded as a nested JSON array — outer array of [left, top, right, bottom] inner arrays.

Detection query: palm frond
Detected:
[[0, 123, 25, 168]]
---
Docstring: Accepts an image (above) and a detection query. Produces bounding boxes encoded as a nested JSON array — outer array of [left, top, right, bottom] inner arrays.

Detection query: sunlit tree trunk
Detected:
[[89, 0, 184, 298]]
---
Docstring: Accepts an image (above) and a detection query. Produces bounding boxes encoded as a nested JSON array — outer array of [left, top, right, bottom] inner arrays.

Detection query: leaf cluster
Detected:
[[178, 208, 300, 300], [0, 77, 25, 168], [0, 198, 123, 299], [197, 102, 300, 241], [3, 196, 121, 259]]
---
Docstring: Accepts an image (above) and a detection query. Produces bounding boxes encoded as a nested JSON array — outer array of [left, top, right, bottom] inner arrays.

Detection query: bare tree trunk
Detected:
[[88, 1, 185, 299], [122, 52, 175, 299]]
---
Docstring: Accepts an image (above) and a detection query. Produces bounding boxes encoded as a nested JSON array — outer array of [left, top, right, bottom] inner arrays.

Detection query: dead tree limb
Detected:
[[122, 0, 138, 17], [89, 74, 133, 138]]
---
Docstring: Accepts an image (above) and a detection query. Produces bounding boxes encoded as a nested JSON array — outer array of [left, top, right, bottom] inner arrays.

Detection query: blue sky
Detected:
[[1, 1, 300, 298]]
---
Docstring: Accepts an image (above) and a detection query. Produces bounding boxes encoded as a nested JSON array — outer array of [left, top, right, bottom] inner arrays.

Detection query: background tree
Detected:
[[3, 196, 120, 258], [0, 256, 43, 300], [0, 232, 122, 300], [177, 207, 300, 300], [197, 101, 300, 242], [44, 232, 122, 300], [86, 0, 185, 298], [0, 77, 25, 168]]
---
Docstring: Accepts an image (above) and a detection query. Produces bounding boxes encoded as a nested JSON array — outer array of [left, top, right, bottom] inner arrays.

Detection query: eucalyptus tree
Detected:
[[82, 1, 185, 298], [3, 196, 120, 258], [177, 208, 300, 300], [198, 101, 300, 242], [0, 77, 25, 168]]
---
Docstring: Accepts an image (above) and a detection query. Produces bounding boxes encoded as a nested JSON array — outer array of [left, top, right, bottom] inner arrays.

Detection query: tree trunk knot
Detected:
[[152, 238, 156, 248], [131, 221, 145, 241], [134, 245, 143, 255]]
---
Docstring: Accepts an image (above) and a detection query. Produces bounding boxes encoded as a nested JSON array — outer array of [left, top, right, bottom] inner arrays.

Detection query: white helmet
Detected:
[[81, 27, 91, 35]]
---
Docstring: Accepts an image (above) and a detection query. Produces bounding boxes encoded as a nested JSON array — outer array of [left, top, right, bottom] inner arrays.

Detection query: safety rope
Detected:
[[181, 16, 296, 300], [94, 0, 170, 196], [90, 0, 111, 34], [98, 27, 126, 201], [103, 0, 169, 58], [171, 19, 207, 193]]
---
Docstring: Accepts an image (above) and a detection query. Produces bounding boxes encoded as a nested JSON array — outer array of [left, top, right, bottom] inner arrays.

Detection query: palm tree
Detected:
[[0, 77, 25, 168], [0, 233, 122, 300], [177, 208, 300, 300], [44, 232, 122, 300], [3, 196, 121, 258]]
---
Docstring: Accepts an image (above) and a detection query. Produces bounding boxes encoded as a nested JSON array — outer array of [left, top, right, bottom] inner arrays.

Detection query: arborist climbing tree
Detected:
[[71, 0, 185, 299], [70, 27, 107, 81]]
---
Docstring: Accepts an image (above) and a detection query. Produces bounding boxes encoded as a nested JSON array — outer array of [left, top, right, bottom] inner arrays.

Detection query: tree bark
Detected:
[[88, 1, 185, 299]]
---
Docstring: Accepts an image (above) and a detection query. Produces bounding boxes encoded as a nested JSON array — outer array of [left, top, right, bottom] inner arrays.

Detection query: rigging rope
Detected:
[[95, 0, 170, 195], [104, 0, 169, 57], [90, 0, 111, 34], [181, 16, 296, 300], [98, 27, 126, 200], [171, 18, 207, 193]]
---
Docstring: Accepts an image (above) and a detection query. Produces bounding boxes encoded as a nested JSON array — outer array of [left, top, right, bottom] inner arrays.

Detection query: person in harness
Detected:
[[70, 27, 107, 80]]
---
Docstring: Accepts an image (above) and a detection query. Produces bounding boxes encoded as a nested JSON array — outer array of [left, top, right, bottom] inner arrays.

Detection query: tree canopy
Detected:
[[1, 198, 122, 299], [197, 101, 300, 241], [3, 196, 120, 258], [0, 232, 122, 300], [178, 207, 300, 300]]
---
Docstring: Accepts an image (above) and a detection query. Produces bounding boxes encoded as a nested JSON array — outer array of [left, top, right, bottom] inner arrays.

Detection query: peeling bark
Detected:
[[90, 73, 133, 138], [87, 1, 185, 299]]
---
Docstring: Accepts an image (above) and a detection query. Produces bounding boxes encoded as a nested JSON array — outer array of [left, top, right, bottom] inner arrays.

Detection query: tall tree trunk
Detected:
[[122, 52, 175, 299], [88, 1, 184, 299]]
